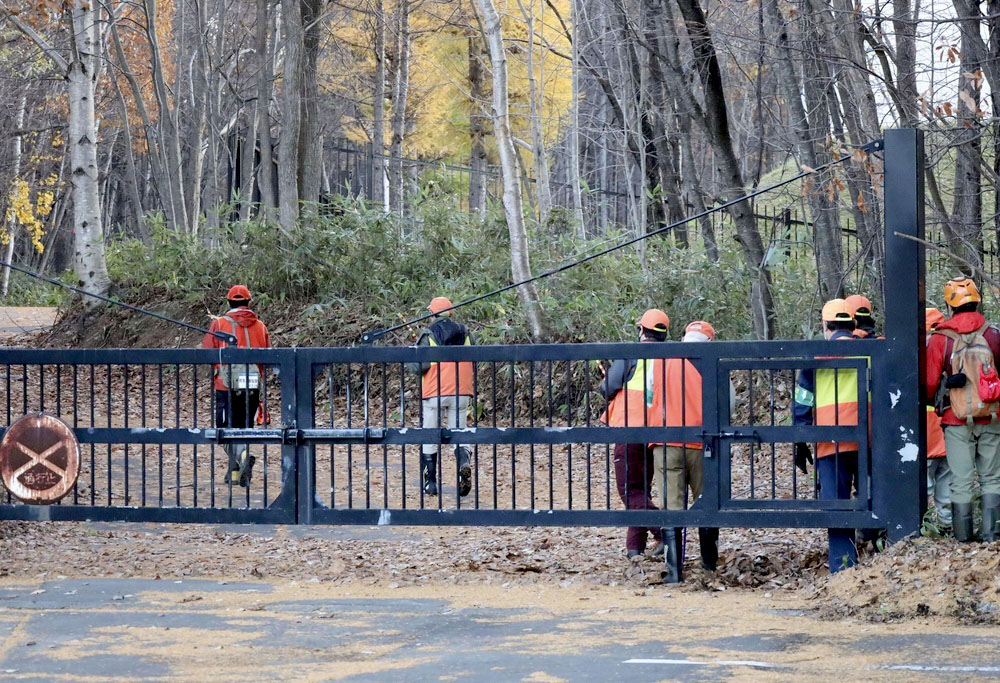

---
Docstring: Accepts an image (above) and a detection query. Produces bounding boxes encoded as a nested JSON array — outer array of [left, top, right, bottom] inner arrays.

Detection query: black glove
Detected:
[[794, 443, 813, 474], [945, 373, 968, 389]]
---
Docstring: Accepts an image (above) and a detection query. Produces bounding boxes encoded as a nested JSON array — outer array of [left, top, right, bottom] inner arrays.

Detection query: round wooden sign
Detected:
[[0, 413, 80, 504]]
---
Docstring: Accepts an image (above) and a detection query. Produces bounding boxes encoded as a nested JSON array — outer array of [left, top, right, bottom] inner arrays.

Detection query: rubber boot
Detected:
[[661, 527, 684, 584], [953, 502, 975, 542], [236, 447, 255, 488], [699, 527, 720, 571], [456, 447, 472, 497], [981, 494, 1000, 542], [421, 453, 438, 496], [224, 444, 240, 484]]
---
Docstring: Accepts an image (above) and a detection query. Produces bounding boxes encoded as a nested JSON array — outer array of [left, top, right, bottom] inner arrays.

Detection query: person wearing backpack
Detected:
[[406, 297, 475, 498], [201, 285, 272, 487], [925, 279, 1000, 542]]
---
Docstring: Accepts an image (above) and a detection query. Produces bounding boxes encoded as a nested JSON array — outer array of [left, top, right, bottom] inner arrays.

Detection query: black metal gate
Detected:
[[0, 130, 927, 542]]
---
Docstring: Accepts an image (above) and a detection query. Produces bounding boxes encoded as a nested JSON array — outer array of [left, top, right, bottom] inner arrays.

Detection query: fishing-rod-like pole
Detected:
[[0, 260, 237, 344], [361, 139, 883, 344]]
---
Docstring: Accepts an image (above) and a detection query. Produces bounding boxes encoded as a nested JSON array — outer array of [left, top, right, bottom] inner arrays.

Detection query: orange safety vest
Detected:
[[926, 406, 946, 459], [814, 337, 862, 459], [601, 358, 659, 427], [421, 335, 474, 399], [648, 358, 702, 449]]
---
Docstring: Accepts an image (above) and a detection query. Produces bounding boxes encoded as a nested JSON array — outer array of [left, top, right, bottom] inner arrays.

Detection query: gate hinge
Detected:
[[859, 139, 884, 154]]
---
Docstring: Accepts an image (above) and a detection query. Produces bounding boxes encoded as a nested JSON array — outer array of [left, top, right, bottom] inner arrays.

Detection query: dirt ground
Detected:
[[0, 307, 57, 342]]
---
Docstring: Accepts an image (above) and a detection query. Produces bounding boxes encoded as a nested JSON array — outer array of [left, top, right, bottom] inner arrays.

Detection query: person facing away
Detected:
[[924, 278, 1000, 542], [405, 297, 474, 498], [200, 285, 272, 487], [599, 309, 668, 560], [648, 320, 735, 573], [924, 307, 951, 531], [845, 294, 877, 339], [793, 299, 861, 573]]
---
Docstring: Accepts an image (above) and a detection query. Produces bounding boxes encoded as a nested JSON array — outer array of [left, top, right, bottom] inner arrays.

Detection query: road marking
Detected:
[[624, 659, 782, 669], [883, 665, 1000, 673]]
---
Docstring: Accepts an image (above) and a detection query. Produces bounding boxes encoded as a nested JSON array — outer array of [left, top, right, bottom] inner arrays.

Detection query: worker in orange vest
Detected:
[[599, 309, 669, 559], [201, 285, 272, 487], [649, 320, 735, 575], [793, 299, 860, 572], [845, 294, 877, 339], [925, 307, 951, 531], [406, 297, 474, 498]]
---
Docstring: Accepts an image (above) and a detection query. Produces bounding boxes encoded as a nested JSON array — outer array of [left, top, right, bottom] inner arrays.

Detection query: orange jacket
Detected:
[[648, 358, 702, 448], [600, 356, 659, 427], [926, 406, 946, 459], [417, 318, 474, 399], [200, 308, 271, 391]]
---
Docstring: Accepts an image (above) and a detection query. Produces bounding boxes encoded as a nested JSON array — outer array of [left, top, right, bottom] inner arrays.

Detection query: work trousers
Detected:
[[614, 443, 661, 552], [652, 446, 703, 510], [943, 422, 1000, 504], [926, 457, 953, 526], [215, 389, 260, 469], [816, 451, 859, 573], [421, 396, 470, 455]]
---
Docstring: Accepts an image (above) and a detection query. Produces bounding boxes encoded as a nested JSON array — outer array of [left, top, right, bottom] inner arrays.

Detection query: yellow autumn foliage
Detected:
[[330, 0, 573, 166], [3, 177, 55, 254]]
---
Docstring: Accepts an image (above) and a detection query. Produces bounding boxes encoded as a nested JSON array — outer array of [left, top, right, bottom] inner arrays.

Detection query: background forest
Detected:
[[0, 0, 996, 344]]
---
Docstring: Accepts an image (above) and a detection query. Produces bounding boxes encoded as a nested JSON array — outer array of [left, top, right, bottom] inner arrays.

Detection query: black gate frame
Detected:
[[0, 129, 927, 541]]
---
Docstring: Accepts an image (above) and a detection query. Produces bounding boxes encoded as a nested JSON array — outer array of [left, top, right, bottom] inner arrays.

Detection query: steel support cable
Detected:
[[0, 259, 237, 344], [362, 139, 883, 343]]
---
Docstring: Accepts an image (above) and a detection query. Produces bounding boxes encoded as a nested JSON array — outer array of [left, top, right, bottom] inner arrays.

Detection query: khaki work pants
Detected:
[[652, 446, 703, 510], [421, 396, 470, 455], [944, 422, 1000, 504]]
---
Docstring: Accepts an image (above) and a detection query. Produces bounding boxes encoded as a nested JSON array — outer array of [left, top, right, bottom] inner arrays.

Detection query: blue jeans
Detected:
[[817, 451, 859, 573]]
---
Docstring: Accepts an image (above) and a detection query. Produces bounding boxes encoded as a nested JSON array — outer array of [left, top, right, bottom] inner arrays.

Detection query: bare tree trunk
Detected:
[[1, 93, 27, 297], [237, 102, 259, 223], [668, 0, 775, 337], [517, 0, 552, 225], [298, 0, 325, 217], [389, 0, 411, 216], [474, 0, 547, 340], [256, 0, 277, 221], [764, 0, 843, 300], [373, 0, 388, 210], [279, 0, 304, 234], [568, 0, 584, 236], [68, 0, 111, 300], [468, 36, 489, 216]]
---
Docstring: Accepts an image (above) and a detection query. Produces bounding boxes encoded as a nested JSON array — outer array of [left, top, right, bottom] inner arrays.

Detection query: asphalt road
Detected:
[[0, 576, 998, 681]]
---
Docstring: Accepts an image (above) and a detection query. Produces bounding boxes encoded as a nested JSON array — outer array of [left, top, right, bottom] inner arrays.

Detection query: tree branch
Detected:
[[0, 4, 69, 72]]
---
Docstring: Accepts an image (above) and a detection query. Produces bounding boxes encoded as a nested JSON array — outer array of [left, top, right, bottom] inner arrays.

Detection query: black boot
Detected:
[[953, 502, 975, 542], [661, 527, 684, 584], [224, 444, 240, 484], [456, 447, 472, 497], [421, 453, 438, 496], [981, 494, 1000, 542], [699, 527, 719, 571], [236, 447, 255, 487]]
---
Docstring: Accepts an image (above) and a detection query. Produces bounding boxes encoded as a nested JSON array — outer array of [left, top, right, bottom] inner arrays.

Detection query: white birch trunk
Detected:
[[1, 93, 27, 297], [372, 0, 387, 210], [474, 0, 546, 340], [68, 0, 111, 301], [278, 0, 304, 235]]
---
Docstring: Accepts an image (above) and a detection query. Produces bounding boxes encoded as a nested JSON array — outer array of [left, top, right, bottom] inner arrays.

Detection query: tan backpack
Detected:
[[935, 323, 999, 423]]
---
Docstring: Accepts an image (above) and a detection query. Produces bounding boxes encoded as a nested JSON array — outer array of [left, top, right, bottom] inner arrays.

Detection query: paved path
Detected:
[[0, 576, 997, 681], [0, 307, 56, 342]]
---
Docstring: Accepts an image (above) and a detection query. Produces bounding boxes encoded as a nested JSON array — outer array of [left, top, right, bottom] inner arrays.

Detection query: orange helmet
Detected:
[[428, 297, 453, 315], [227, 285, 251, 302], [943, 278, 981, 308], [684, 320, 716, 340], [925, 307, 945, 332], [821, 299, 854, 323], [844, 294, 872, 317], [637, 309, 670, 333]]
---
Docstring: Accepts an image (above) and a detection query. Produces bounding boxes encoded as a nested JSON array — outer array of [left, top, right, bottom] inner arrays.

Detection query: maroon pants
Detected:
[[614, 443, 661, 552]]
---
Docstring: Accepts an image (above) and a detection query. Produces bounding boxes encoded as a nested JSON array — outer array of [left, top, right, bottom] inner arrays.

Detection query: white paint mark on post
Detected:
[[377, 509, 391, 525], [889, 389, 901, 408], [898, 442, 919, 462]]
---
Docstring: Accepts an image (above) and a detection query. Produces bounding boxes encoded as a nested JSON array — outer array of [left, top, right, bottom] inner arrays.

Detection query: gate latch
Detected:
[[701, 430, 762, 445]]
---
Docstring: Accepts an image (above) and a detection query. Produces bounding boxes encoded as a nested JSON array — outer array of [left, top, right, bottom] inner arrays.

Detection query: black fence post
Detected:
[[874, 128, 926, 542]]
